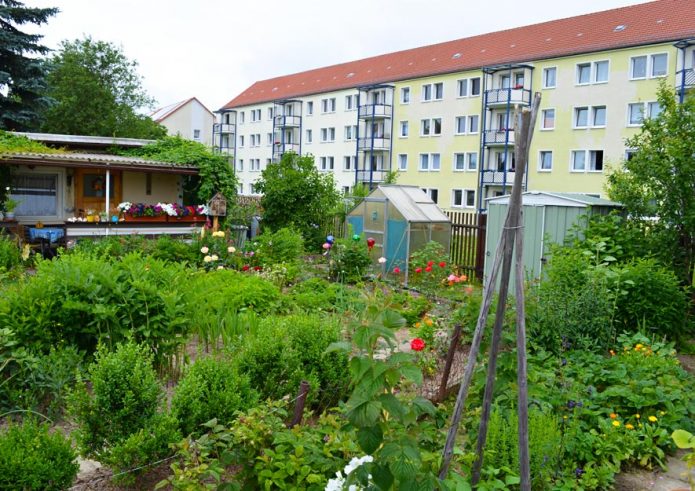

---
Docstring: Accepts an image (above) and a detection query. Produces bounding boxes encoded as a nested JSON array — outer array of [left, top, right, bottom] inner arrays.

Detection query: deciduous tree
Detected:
[[42, 36, 165, 139]]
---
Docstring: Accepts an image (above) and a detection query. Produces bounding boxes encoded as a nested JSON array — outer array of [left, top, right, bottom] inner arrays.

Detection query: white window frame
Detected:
[[452, 189, 464, 208], [542, 67, 557, 89], [630, 53, 669, 80], [420, 118, 442, 136], [306, 129, 313, 143], [306, 101, 314, 115], [422, 84, 433, 101], [398, 154, 408, 171], [627, 101, 661, 126], [570, 149, 604, 173], [593, 60, 610, 83], [538, 150, 553, 172], [10, 168, 64, 222], [592, 106, 607, 127], [400, 87, 410, 104], [468, 115, 479, 134], [422, 82, 443, 102], [541, 108, 555, 130], [399, 121, 409, 137], [574, 107, 589, 128], [576, 60, 609, 85], [466, 152, 478, 171], [319, 156, 335, 171], [418, 153, 441, 172], [453, 153, 466, 171]]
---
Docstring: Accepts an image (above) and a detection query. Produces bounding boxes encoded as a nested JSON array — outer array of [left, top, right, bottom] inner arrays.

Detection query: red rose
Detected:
[[415, 267, 422, 273], [393, 266, 401, 274], [254, 266, 262, 271], [242, 265, 250, 271], [410, 338, 425, 352], [439, 261, 446, 268], [425, 266, 432, 272], [427, 260, 434, 267]]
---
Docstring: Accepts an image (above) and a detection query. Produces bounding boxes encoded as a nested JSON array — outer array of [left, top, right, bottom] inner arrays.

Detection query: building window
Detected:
[[422, 82, 443, 101], [571, 150, 604, 172], [267, 107, 273, 119], [345, 125, 356, 141], [457, 79, 468, 97], [420, 118, 441, 136], [398, 154, 408, 171], [458, 77, 481, 96], [400, 87, 410, 104], [399, 121, 409, 137], [628, 101, 662, 125], [320, 127, 335, 142], [250, 159, 261, 171], [470, 77, 481, 96], [239, 111, 245, 124], [468, 115, 479, 133], [10, 173, 59, 218], [455, 116, 466, 134], [630, 53, 668, 79], [238, 135, 244, 147], [592, 106, 606, 127], [419, 153, 441, 171], [319, 156, 335, 171], [576, 61, 609, 84], [648, 101, 662, 119], [434, 82, 443, 99], [237, 159, 244, 171], [574, 107, 589, 127], [542, 67, 557, 88], [345, 95, 356, 110], [305, 129, 312, 143], [428, 188, 439, 203], [467, 152, 477, 170], [306, 101, 313, 115], [541, 109, 555, 129], [321, 98, 336, 113], [625, 149, 637, 161], [539, 151, 553, 171], [453, 189, 475, 208], [454, 153, 465, 171], [594, 60, 609, 83], [422, 84, 432, 101]]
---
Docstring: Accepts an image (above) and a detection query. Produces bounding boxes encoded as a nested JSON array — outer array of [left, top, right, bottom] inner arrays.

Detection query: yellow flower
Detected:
[[635, 414, 640, 419], [203, 255, 212, 263], [648, 416, 657, 423], [424, 318, 433, 326], [612, 420, 621, 427], [625, 423, 634, 430], [659, 411, 665, 416], [636, 344, 643, 349]]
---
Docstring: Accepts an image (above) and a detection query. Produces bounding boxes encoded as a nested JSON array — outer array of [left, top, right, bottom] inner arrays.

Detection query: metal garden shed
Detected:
[[484, 191, 622, 283], [346, 185, 451, 283]]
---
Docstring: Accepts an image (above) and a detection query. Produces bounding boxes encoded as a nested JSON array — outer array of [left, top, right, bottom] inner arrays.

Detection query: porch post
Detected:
[[105, 169, 110, 236]]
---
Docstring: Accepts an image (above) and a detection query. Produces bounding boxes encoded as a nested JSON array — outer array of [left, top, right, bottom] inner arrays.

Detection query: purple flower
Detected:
[[574, 468, 584, 477]]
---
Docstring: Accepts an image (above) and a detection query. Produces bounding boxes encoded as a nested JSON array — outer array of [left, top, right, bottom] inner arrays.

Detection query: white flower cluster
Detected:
[[197, 204, 210, 215], [117, 202, 132, 212], [325, 455, 374, 491], [157, 202, 179, 217]]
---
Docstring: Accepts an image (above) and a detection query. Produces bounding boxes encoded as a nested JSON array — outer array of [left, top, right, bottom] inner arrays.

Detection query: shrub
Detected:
[[233, 315, 349, 409], [408, 240, 452, 292], [171, 356, 258, 436], [254, 227, 304, 266], [613, 258, 690, 338], [0, 252, 190, 365], [150, 235, 198, 264], [329, 237, 372, 283], [287, 277, 356, 313], [0, 419, 79, 491], [68, 342, 163, 460], [0, 234, 21, 273]]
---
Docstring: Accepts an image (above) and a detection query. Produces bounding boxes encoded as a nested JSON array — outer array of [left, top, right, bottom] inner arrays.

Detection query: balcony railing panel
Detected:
[[677, 68, 695, 90], [357, 137, 390, 151], [483, 129, 515, 146], [273, 115, 302, 127], [480, 168, 516, 186], [485, 88, 531, 106], [358, 104, 392, 119], [355, 169, 388, 183], [213, 123, 236, 134]]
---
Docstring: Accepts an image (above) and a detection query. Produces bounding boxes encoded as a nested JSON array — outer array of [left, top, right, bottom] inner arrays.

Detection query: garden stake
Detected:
[[289, 380, 310, 428], [438, 324, 463, 403], [439, 94, 540, 491]]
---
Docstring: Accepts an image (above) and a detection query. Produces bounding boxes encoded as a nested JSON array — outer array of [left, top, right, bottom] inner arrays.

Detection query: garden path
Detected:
[[615, 450, 693, 491]]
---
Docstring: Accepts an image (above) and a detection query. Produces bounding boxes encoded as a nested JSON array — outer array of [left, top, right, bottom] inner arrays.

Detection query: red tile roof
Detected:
[[221, 0, 695, 109]]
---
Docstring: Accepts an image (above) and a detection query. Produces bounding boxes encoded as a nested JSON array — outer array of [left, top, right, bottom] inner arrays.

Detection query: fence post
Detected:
[[475, 214, 487, 280], [289, 380, 310, 428], [437, 324, 463, 402]]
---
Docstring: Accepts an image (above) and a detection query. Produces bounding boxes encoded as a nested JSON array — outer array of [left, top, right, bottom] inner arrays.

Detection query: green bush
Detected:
[[0, 252, 190, 365], [68, 342, 163, 460], [0, 234, 21, 273], [171, 356, 258, 436], [150, 235, 198, 264], [234, 315, 349, 409], [329, 237, 372, 283], [254, 227, 304, 266], [0, 419, 79, 491], [613, 258, 691, 338], [71, 234, 151, 258], [408, 240, 452, 292], [287, 277, 356, 313]]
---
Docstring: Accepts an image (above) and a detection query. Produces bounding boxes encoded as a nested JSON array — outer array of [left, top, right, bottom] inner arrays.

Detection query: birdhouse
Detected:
[[207, 193, 227, 216]]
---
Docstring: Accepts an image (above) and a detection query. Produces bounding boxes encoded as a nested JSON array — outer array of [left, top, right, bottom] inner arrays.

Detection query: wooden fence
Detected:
[[445, 211, 487, 280]]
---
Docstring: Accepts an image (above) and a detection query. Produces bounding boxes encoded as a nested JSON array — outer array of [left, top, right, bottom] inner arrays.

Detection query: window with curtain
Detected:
[[11, 173, 59, 217]]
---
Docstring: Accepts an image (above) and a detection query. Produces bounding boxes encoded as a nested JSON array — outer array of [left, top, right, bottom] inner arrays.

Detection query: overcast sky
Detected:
[[24, 0, 646, 113]]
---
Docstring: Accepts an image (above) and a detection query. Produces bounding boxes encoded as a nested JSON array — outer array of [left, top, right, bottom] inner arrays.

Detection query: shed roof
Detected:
[[376, 185, 451, 223], [0, 152, 199, 175], [486, 191, 622, 208], [222, 0, 695, 109]]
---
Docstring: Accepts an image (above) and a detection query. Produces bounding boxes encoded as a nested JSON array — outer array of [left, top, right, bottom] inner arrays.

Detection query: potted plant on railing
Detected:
[[2, 198, 19, 220], [167, 203, 209, 223], [117, 202, 168, 222]]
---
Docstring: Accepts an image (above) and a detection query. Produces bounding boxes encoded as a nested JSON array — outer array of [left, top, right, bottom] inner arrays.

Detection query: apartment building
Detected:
[[215, 0, 695, 209], [151, 97, 215, 146]]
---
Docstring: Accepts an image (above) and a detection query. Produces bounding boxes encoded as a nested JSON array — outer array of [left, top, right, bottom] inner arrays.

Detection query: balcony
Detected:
[[483, 129, 515, 146], [485, 87, 532, 107], [358, 104, 391, 119], [357, 136, 391, 151], [355, 168, 388, 184], [676, 68, 695, 92], [272, 142, 300, 161], [480, 168, 516, 186], [213, 123, 236, 134], [273, 115, 301, 127]]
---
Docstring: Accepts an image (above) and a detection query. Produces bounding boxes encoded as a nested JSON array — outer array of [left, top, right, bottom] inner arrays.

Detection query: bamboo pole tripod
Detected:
[[439, 93, 542, 491]]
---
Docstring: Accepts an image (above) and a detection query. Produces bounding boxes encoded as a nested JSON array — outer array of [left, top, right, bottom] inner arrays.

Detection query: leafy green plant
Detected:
[[408, 240, 453, 293], [672, 429, 695, 489], [254, 227, 304, 266], [0, 419, 79, 491], [68, 342, 166, 460], [0, 233, 21, 276], [171, 356, 258, 436], [329, 236, 372, 283], [234, 314, 350, 409]]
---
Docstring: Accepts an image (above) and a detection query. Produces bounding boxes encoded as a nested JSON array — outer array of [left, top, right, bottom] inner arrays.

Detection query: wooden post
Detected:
[[212, 216, 219, 232], [439, 94, 541, 484], [288, 380, 310, 428], [438, 324, 463, 402]]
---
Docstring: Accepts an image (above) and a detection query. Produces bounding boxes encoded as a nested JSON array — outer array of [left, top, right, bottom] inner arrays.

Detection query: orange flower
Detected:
[[424, 318, 433, 327], [414, 322, 421, 328], [609, 413, 618, 419]]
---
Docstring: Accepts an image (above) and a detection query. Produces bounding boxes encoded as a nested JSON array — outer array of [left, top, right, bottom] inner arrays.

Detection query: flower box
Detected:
[[123, 215, 168, 223], [168, 215, 207, 223]]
